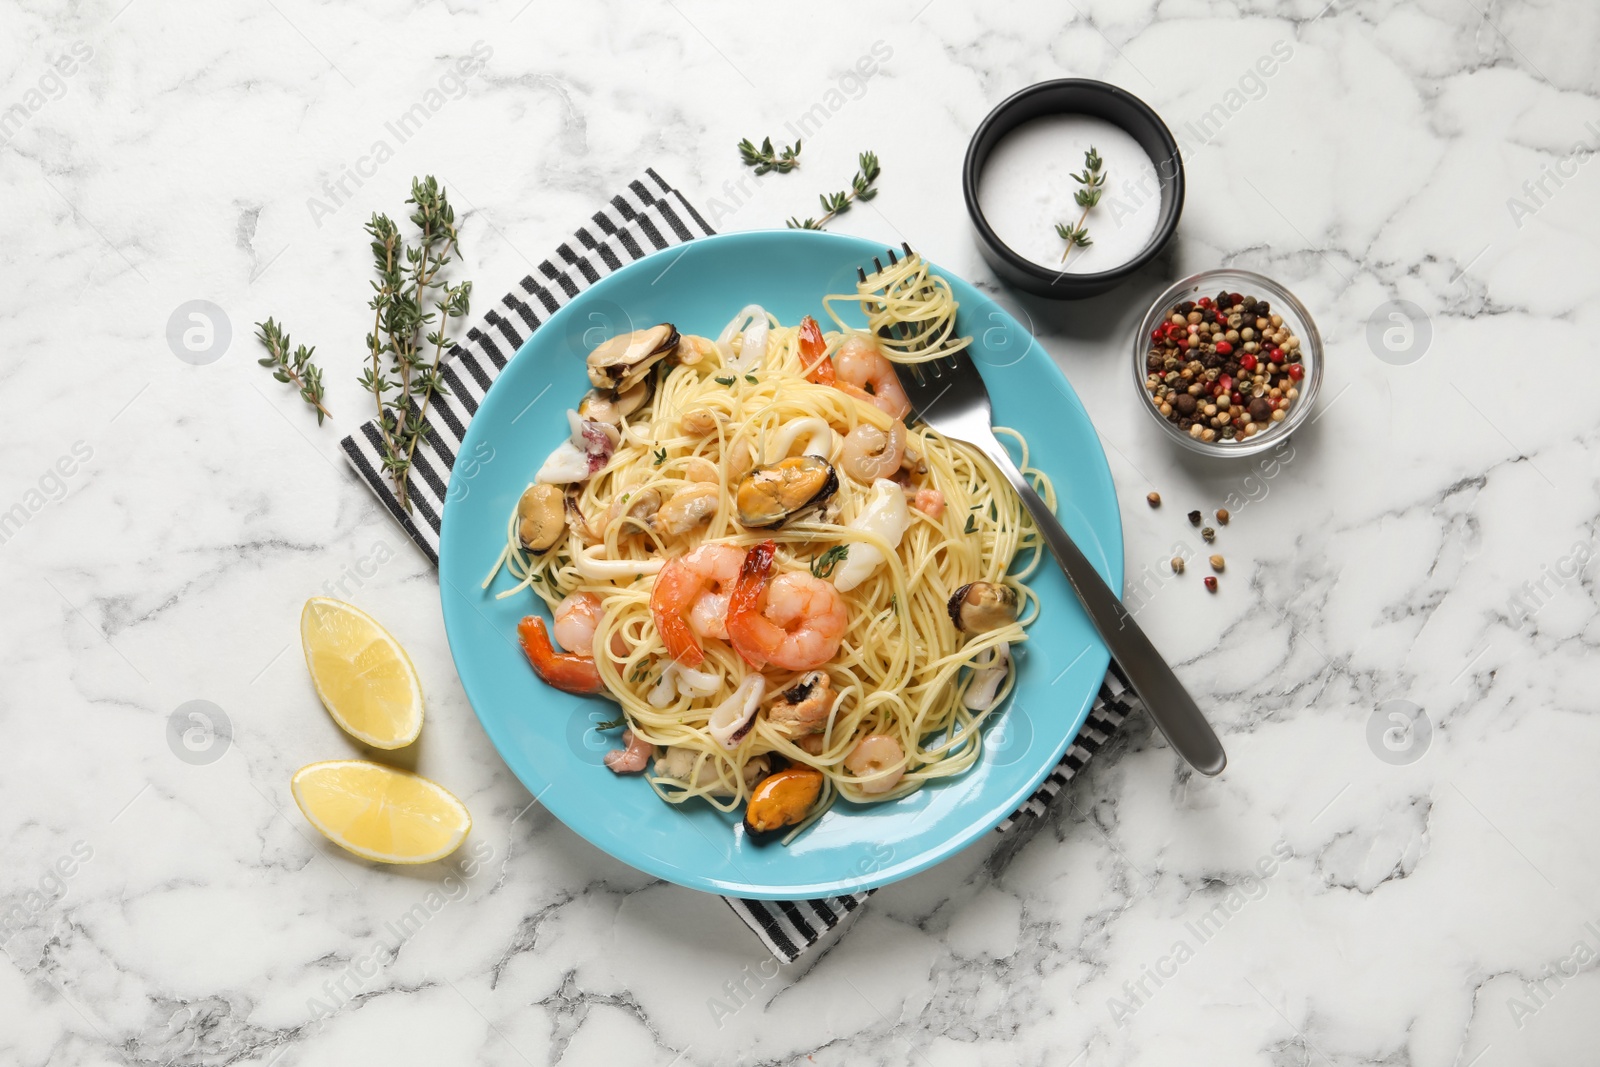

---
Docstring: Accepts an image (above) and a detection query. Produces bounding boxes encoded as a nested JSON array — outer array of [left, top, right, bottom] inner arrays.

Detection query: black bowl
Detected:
[[963, 79, 1185, 300]]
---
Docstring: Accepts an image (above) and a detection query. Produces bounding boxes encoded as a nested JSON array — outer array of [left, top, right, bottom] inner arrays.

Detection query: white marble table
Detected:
[[4, 1, 1598, 1063]]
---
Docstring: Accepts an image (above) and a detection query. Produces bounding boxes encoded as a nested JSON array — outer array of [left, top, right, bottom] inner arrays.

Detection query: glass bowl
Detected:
[[1131, 268, 1323, 458]]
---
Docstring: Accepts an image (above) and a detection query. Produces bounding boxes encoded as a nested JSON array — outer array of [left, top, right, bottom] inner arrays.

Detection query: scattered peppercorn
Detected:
[[1143, 290, 1306, 444], [1170, 556, 1185, 574], [1201, 526, 1216, 543], [1187, 509, 1202, 527], [1204, 576, 1218, 593], [1215, 508, 1230, 525], [1147, 492, 1161, 508], [1209, 554, 1225, 572]]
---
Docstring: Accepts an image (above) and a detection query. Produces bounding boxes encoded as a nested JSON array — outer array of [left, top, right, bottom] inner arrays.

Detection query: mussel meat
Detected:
[[516, 483, 566, 551], [734, 455, 838, 529], [947, 581, 1020, 633], [586, 324, 679, 392], [578, 379, 651, 425], [743, 766, 825, 835]]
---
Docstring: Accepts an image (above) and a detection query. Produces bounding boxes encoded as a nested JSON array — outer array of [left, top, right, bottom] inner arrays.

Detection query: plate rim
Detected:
[[438, 229, 1123, 898]]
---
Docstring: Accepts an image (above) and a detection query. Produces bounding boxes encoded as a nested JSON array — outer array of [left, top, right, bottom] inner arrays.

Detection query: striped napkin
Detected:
[[339, 169, 1134, 963]]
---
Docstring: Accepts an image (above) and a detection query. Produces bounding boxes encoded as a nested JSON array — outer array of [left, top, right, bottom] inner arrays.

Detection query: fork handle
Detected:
[[978, 438, 1227, 776]]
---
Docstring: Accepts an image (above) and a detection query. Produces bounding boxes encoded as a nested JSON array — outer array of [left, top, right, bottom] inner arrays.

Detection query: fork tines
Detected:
[[858, 242, 917, 285]]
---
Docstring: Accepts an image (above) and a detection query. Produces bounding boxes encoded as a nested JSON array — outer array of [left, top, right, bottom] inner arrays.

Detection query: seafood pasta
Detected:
[[484, 256, 1056, 840]]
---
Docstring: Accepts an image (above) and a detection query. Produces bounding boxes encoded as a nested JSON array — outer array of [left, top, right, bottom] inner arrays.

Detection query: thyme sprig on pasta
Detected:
[[810, 545, 849, 579], [787, 151, 881, 230]]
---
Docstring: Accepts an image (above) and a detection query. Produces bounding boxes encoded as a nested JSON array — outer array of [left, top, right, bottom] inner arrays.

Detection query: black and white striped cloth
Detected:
[[339, 169, 1134, 964]]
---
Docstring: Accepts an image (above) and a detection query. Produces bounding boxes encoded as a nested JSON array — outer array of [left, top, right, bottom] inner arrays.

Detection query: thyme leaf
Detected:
[[810, 545, 850, 579]]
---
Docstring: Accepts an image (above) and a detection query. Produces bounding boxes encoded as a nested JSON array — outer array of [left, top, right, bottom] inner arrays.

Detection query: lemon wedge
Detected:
[[300, 597, 423, 749], [291, 760, 471, 864]]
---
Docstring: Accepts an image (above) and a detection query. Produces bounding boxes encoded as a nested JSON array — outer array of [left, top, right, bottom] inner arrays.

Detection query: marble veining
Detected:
[[2, 0, 1598, 1064]]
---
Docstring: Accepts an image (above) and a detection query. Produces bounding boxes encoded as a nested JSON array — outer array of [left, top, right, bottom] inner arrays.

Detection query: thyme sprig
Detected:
[[787, 151, 880, 230], [738, 135, 802, 175], [254, 318, 330, 424], [360, 214, 403, 465], [810, 545, 849, 579], [1056, 146, 1106, 264], [404, 277, 471, 479], [356, 177, 471, 513]]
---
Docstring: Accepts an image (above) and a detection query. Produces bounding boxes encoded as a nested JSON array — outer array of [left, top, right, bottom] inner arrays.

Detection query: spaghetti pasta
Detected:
[[485, 259, 1055, 839]]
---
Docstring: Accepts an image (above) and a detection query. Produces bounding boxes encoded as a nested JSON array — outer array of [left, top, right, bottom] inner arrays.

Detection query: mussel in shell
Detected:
[[947, 581, 1020, 633], [586, 324, 679, 391], [743, 766, 824, 835], [577, 379, 651, 425], [734, 455, 838, 528]]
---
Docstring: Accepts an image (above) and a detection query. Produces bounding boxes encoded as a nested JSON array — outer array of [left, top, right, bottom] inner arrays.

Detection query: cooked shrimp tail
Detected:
[[798, 315, 834, 385], [518, 616, 603, 694], [651, 584, 704, 667], [728, 540, 778, 669]]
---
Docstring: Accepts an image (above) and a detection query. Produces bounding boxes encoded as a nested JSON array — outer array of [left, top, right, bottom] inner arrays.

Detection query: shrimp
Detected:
[[844, 733, 906, 795], [517, 616, 603, 694], [840, 420, 907, 484], [912, 487, 945, 518], [798, 315, 834, 385], [727, 541, 848, 671], [649, 542, 744, 666], [553, 592, 602, 657], [553, 592, 627, 660], [603, 729, 654, 774], [835, 334, 912, 419]]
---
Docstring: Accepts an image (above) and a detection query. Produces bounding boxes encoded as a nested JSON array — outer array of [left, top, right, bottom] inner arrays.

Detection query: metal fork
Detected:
[[864, 246, 1226, 776]]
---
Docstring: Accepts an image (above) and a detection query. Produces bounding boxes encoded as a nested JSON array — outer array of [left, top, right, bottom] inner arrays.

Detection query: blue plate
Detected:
[[438, 230, 1122, 899]]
